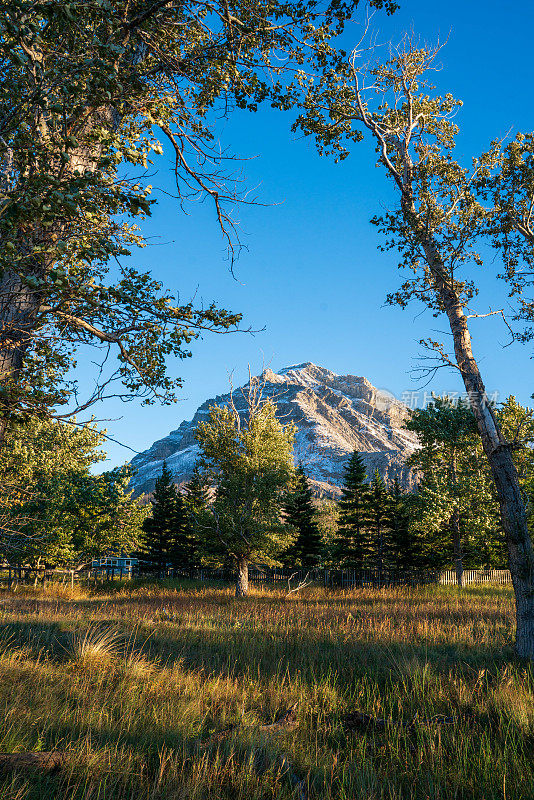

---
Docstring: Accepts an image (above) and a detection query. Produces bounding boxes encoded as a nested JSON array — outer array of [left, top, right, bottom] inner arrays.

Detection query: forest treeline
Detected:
[[3, 383, 533, 594]]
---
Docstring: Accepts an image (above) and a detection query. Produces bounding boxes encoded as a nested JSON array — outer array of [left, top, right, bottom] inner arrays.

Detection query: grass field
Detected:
[[0, 582, 532, 799]]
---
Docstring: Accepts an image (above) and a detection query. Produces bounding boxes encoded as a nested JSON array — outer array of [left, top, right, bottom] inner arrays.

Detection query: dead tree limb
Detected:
[[0, 751, 66, 773]]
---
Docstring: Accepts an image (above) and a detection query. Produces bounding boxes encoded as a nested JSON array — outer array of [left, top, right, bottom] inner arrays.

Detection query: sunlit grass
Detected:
[[0, 582, 530, 798], [69, 624, 123, 668]]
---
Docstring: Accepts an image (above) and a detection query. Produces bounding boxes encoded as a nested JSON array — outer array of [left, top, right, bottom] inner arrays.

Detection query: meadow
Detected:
[[0, 582, 532, 799]]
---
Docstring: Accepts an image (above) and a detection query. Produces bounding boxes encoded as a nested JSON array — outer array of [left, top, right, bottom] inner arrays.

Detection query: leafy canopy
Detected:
[[0, 417, 145, 565], [406, 396, 504, 567], [195, 375, 295, 563], [0, 0, 396, 426]]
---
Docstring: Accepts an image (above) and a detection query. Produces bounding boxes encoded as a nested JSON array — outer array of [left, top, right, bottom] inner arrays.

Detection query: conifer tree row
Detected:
[[332, 450, 425, 576], [182, 466, 211, 571], [332, 451, 369, 569], [365, 469, 390, 579], [138, 429, 519, 583], [283, 465, 323, 567], [388, 479, 423, 575]]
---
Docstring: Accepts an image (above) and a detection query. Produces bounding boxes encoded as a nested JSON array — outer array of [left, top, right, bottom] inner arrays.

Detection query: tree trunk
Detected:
[[451, 511, 464, 588], [417, 228, 534, 657], [377, 520, 383, 586], [235, 557, 249, 597], [0, 106, 118, 447], [0, 268, 44, 443]]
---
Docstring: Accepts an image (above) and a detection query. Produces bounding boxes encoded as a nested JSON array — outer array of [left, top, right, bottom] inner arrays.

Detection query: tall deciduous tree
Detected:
[[496, 398, 534, 495], [195, 375, 295, 596], [482, 133, 534, 326], [0, 0, 395, 439], [1, 417, 144, 568], [295, 39, 534, 656], [406, 397, 501, 586], [283, 464, 323, 567]]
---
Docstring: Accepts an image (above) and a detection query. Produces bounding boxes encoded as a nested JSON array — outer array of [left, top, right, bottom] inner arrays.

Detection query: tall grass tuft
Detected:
[[70, 624, 121, 667]]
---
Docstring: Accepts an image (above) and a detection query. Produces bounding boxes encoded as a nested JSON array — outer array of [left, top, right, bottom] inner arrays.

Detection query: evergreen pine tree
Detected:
[[387, 479, 422, 576], [141, 462, 186, 577], [183, 466, 210, 513], [182, 466, 211, 569], [332, 451, 370, 568], [283, 465, 323, 567], [365, 469, 391, 579], [167, 489, 192, 572]]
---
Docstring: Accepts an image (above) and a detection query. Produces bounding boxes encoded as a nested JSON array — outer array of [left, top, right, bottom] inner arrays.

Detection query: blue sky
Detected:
[[82, 0, 534, 471]]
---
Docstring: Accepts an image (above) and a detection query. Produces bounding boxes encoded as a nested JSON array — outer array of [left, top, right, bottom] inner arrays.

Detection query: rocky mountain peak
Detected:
[[128, 363, 419, 497]]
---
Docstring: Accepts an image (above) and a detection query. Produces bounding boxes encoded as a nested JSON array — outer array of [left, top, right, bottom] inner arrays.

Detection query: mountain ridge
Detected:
[[128, 362, 419, 497]]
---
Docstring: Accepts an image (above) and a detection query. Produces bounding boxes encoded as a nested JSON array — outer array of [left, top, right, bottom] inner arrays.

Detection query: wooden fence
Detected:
[[247, 567, 441, 588], [439, 569, 511, 586], [249, 567, 512, 588], [0, 565, 513, 589], [121, 566, 513, 588], [0, 567, 77, 588]]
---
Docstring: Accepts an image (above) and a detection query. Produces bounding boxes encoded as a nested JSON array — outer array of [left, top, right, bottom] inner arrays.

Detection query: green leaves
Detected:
[[0, 417, 145, 565], [195, 377, 295, 562], [0, 0, 396, 427], [406, 397, 505, 567], [0, 3, 286, 420]]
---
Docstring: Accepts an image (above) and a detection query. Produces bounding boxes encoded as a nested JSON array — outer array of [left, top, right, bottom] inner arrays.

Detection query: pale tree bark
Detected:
[[451, 511, 464, 588], [235, 556, 249, 597], [417, 222, 534, 656], [337, 47, 534, 657]]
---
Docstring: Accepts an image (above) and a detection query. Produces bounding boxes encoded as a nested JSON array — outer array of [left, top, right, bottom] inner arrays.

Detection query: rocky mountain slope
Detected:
[[129, 363, 419, 497]]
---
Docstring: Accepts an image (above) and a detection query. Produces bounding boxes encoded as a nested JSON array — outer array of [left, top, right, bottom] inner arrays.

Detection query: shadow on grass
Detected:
[[0, 700, 317, 800], [0, 619, 70, 660], [0, 602, 518, 688], [0, 662, 529, 800], [0, 610, 530, 800], [143, 623, 517, 687]]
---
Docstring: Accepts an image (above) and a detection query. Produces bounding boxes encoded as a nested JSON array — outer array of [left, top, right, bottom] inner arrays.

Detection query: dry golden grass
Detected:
[[69, 624, 123, 667], [0, 582, 531, 799]]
